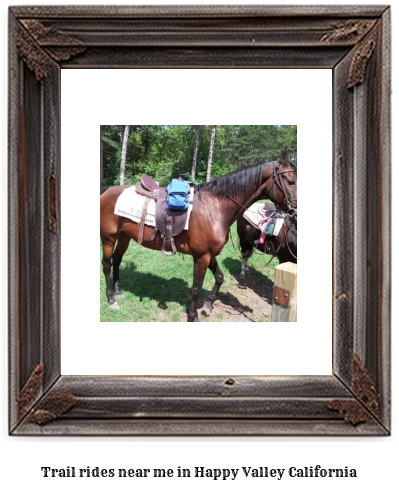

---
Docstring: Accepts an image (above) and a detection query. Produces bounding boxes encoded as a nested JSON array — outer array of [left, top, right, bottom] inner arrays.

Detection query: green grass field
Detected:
[[100, 229, 278, 322]]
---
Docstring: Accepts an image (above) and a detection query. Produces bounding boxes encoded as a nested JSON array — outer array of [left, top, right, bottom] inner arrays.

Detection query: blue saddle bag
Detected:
[[166, 179, 190, 210]]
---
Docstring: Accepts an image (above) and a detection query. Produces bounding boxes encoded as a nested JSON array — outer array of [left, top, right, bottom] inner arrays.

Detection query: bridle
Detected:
[[224, 160, 297, 221], [226, 160, 298, 267], [272, 161, 297, 221]]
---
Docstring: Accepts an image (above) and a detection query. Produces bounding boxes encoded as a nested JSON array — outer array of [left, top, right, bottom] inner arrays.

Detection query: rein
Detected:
[[282, 219, 297, 260], [229, 227, 277, 268], [224, 192, 250, 211], [225, 160, 297, 266], [229, 207, 297, 269], [228, 228, 252, 268], [252, 212, 297, 262], [224, 161, 297, 221]]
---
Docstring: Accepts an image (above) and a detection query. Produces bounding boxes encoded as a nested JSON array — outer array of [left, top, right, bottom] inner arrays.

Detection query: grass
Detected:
[[100, 227, 278, 322]]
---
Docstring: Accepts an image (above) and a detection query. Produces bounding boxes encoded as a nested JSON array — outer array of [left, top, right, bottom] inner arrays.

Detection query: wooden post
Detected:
[[272, 262, 297, 322]]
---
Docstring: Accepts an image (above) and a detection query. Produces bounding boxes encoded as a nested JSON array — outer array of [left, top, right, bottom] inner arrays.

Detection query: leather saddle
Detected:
[[135, 174, 189, 256], [141, 174, 164, 193]]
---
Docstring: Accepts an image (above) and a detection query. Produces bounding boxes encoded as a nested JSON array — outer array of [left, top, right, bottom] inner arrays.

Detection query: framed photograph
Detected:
[[9, 5, 390, 435]]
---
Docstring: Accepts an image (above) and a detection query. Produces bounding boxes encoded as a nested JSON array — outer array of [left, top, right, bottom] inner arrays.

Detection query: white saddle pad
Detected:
[[114, 186, 157, 227], [243, 203, 284, 237], [243, 203, 268, 230], [114, 186, 193, 230]]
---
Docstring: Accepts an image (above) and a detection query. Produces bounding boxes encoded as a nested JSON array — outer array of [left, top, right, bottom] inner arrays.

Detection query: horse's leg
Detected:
[[240, 261, 246, 277], [203, 257, 224, 315], [237, 222, 254, 278], [101, 238, 119, 308], [188, 254, 210, 322], [240, 256, 252, 278], [112, 231, 130, 297], [239, 241, 253, 279]]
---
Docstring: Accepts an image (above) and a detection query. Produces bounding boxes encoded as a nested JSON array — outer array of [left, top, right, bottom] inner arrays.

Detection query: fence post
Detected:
[[271, 262, 297, 322]]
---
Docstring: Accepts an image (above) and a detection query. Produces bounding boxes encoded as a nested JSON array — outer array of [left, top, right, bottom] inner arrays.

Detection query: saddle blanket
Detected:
[[243, 203, 269, 229], [243, 203, 284, 238], [114, 185, 193, 230]]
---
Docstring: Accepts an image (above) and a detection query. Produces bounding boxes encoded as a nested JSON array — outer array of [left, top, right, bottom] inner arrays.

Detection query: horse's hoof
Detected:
[[240, 273, 246, 279], [109, 301, 120, 310], [115, 292, 124, 298], [202, 301, 213, 316], [187, 316, 200, 322]]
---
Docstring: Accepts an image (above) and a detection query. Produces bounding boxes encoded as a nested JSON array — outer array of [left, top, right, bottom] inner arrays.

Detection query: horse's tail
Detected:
[[100, 186, 109, 195]]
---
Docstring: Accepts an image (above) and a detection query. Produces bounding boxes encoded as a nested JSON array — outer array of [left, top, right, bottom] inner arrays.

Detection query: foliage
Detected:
[[101, 125, 297, 186]]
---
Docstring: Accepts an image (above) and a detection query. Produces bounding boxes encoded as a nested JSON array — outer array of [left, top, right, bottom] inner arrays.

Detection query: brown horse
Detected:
[[100, 147, 297, 321], [237, 202, 297, 279]]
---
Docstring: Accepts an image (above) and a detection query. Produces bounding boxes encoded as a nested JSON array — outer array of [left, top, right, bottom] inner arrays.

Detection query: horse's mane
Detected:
[[196, 162, 264, 199]]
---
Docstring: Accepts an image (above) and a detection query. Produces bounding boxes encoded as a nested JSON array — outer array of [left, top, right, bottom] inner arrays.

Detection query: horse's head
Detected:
[[260, 146, 297, 214]]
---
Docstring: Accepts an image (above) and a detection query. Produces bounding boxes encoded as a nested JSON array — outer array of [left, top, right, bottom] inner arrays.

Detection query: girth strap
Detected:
[[138, 196, 150, 244]]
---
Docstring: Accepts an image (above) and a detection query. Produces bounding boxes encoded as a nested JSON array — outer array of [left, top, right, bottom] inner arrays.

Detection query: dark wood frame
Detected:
[[9, 5, 391, 435]]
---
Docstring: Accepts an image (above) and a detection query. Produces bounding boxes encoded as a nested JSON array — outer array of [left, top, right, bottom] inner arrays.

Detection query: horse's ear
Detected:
[[279, 146, 291, 165]]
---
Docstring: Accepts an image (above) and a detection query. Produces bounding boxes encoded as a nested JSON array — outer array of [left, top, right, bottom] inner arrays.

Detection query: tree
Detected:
[[206, 125, 216, 182], [191, 125, 200, 181], [99, 125, 296, 186], [120, 125, 129, 185]]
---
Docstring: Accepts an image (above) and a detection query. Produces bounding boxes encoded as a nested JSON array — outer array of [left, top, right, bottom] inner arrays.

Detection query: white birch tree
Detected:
[[191, 125, 200, 181], [206, 125, 217, 182], [120, 125, 129, 185]]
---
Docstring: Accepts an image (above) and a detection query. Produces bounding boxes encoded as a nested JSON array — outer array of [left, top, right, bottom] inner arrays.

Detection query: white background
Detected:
[[1, 1, 398, 492], [61, 68, 332, 376]]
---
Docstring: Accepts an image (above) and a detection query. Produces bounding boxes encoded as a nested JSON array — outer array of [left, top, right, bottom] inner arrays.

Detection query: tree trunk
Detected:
[[206, 125, 217, 182], [120, 125, 129, 185], [191, 125, 200, 181]]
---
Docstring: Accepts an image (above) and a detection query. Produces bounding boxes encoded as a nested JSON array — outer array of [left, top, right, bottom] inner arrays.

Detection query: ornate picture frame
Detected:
[[9, 5, 391, 435]]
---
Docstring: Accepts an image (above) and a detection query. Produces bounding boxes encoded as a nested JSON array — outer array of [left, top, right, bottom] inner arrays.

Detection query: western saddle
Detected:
[[135, 174, 190, 256]]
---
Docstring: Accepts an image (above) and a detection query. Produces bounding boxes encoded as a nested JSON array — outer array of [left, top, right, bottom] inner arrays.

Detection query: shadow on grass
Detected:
[[120, 263, 191, 310], [222, 257, 275, 306], [102, 255, 276, 321]]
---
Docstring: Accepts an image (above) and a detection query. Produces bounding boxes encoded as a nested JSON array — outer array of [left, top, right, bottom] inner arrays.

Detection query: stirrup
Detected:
[[161, 237, 177, 257]]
